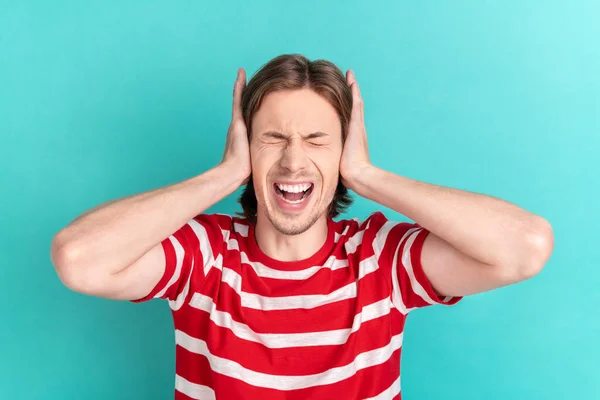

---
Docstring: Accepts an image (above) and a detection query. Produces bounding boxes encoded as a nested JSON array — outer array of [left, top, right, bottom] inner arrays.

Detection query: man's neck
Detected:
[[254, 213, 329, 262]]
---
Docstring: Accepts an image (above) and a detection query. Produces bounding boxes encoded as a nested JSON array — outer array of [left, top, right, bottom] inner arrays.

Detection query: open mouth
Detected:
[[273, 182, 314, 204]]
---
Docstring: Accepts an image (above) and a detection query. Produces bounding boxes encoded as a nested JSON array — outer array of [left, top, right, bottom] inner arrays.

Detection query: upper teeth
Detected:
[[276, 183, 311, 193]]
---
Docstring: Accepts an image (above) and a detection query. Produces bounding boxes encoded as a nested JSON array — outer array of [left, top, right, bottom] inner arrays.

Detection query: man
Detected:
[[50, 54, 554, 399]]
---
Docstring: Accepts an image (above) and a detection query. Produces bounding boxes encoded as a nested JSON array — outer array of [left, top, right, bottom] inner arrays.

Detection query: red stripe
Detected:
[[175, 391, 200, 400], [196, 266, 391, 335], [408, 228, 462, 306], [175, 347, 402, 400], [174, 305, 397, 376], [132, 212, 452, 398]]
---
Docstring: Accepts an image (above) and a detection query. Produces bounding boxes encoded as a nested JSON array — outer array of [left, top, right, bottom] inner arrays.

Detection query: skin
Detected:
[[250, 89, 343, 260], [230, 67, 554, 296], [50, 66, 554, 301]]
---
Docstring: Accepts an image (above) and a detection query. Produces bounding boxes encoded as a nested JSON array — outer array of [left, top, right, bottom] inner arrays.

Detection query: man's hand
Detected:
[[339, 70, 554, 297], [221, 68, 251, 185], [340, 70, 372, 192]]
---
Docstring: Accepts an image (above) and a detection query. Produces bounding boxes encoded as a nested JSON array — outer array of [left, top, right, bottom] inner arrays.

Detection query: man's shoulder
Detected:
[[335, 210, 422, 248], [336, 210, 390, 230], [189, 213, 251, 238], [331, 211, 395, 243]]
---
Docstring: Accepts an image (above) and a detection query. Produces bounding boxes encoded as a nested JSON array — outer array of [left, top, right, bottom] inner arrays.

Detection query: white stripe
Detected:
[[334, 225, 351, 243], [213, 214, 249, 239], [166, 215, 433, 313], [371, 218, 409, 313], [155, 236, 185, 299], [364, 375, 400, 400], [218, 229, 379, 313], [236, 254, 379, 311], [168, 264, 194, 311], [344, 226, 366, 255], [373, 221, 397, 255], [241, 252, 349, 280], [167, 219, 217, 310], [233, 222, 248, 237], [243, 279, 353, 310], [221, 229, 240, 251], [221, 229, 350, 280], [401, 229, 437, 305], [175, 374, 215, 400], [189, 293, 393, 348], [390, 227, 421, 314], [175, 329, 403, 391], [221, 267, 242, 293]]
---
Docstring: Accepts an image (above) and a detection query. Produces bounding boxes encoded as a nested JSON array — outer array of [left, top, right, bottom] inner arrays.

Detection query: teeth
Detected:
[[282, 196, 304, 204], [275, 183, 312, 193], [280, 189, 311, 204]]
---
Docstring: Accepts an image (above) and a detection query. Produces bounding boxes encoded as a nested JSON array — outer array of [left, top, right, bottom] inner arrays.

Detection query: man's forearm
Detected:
[[52, 162, 244, 276], [352, 165, 551, 269]]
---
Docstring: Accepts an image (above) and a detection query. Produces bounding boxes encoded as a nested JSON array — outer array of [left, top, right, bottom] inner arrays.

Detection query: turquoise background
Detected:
[[1, 1, 598, 399]]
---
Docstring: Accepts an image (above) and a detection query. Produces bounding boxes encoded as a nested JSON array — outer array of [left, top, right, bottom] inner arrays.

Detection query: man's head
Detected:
[[237, 54, 353, 234]]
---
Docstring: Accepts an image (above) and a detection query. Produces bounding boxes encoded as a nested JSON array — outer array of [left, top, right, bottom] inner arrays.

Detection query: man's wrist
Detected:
[[347, 164, 380, 196], [217, 161, 250, 188]]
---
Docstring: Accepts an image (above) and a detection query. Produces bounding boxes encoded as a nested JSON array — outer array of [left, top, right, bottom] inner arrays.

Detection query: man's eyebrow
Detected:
[[261, 131, 330, 139], [305, 131, 329, 139], [262, 131, 287, 139]]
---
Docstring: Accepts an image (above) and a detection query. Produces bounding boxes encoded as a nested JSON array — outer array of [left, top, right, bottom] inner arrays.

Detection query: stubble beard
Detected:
[[265, 204, 325, 236]]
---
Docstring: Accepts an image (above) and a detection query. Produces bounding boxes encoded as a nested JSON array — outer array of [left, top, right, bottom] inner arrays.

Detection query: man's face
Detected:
[[250, 88, 343, 235]]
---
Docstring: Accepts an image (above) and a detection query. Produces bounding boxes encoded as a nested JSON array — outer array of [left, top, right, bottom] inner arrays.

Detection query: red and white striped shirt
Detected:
[[132, 211, 462, 399]]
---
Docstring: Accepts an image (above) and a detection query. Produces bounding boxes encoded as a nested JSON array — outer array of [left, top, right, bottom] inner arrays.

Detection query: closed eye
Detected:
[[306, 132, 329, 147], [262, 132, 288, 144], [260, 130, 330, 146]]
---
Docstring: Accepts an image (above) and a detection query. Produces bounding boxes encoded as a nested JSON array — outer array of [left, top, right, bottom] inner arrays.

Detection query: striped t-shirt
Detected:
[[132, 211, 462, 399]]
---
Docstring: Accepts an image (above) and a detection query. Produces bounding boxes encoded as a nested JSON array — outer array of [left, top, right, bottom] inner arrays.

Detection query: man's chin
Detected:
[[267, 208, 320, 236]]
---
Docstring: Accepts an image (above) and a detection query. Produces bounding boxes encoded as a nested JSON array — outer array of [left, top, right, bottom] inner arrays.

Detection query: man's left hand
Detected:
[[340, 70, 372, 192]]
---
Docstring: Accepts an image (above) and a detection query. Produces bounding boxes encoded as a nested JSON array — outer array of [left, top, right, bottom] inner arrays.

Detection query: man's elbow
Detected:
[[516, 216, 555, 281], [51, 233, 99, 295]]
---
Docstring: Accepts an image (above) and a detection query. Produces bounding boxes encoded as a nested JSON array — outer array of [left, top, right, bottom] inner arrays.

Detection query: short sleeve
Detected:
[[130, 213, 224, 309], [370, 212, 462, 314]]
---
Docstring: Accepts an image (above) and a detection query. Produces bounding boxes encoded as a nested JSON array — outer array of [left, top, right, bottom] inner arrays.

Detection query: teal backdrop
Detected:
[[1, 1, 598, 399]]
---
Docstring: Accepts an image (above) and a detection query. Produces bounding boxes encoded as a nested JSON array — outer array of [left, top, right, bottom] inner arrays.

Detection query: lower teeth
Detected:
[[283, 196, 305, 204], [277, 187, 311, 204]]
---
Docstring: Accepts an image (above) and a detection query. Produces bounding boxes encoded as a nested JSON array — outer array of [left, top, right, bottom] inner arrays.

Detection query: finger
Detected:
[[232, 68, 246, 120], [350, 81, 364, 121], [346, 70, 363, 111], [346, 69, 358, 86]]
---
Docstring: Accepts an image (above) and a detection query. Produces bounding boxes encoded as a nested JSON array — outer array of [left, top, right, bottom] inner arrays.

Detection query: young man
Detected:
[[50, 54, 554, 399]]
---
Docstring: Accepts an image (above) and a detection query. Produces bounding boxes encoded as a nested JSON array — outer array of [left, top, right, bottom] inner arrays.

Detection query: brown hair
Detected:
[[236, 53, 354, 224]]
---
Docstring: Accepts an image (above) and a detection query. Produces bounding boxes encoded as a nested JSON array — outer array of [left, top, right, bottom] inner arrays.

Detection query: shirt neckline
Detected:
[[246, 217, 336, 271]]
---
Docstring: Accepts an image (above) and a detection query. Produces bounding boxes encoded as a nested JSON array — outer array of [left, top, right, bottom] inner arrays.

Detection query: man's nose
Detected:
[[279, 140, 308, 173]]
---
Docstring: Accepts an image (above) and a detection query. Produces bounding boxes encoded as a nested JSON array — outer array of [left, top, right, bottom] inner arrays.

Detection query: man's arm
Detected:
[[50, 165, 245, 300], [339, 69, 554, 297], [351, 167, 554, 297], [50, 68, 251, 301]]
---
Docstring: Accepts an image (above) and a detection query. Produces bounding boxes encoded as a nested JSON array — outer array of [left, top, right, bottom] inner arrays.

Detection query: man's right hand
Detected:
[[221, 68, 251, 185], [51, 68, 255, 301]]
